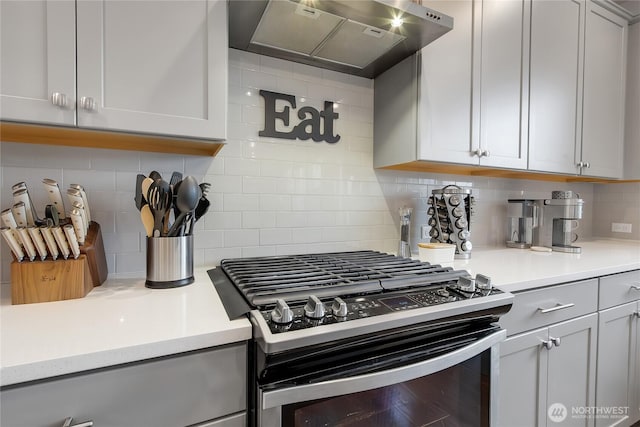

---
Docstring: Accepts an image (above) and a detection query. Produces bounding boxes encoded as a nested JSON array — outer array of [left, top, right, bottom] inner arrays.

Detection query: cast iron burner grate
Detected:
[[220, 251, 469, 307]]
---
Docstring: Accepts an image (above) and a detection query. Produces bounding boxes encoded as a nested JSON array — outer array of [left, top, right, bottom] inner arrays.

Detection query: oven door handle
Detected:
[[261, 328, 506, 410]]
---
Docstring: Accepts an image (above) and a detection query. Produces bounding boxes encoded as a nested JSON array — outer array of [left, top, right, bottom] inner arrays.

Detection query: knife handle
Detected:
[[70, 184, 91, 223], [1, 208, 18, 229], [40, 226, 59, 261], [27, 227, 48, 261], [63, 225, 80, 259], [43, 178, 66, 219], [1, 227, 25, 262], [12, 202, 28, 228], [70, 209, 86, 245], [71, 201, 88, 233], [16, 227, 37, 261], [52, 226, 70, 259], [13, 189, 35, 226]]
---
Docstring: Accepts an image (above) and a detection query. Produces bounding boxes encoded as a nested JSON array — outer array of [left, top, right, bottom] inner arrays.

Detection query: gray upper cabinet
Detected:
[[580, 2, 627, 178], [0, 0, 76, 126], [623, 22, 639, 179], [529, 0, 627, 179], [76, 0, 227, 140], [1, 0, 227, 141], [528, 0, 585, 176], [375, 0, 530, 170]]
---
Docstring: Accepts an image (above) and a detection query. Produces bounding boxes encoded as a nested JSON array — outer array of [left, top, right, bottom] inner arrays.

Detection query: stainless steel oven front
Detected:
[[253, 321, 506, 427]]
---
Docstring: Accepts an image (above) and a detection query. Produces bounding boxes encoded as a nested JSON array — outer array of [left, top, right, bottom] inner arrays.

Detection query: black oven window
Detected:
[[281, 353, 489, 427]]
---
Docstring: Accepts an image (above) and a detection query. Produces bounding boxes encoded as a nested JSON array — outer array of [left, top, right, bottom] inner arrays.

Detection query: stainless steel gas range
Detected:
[[209, 250, 513, 427]]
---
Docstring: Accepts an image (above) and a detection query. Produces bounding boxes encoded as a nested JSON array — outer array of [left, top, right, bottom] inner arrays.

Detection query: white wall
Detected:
[[0, 50, 608, 283]]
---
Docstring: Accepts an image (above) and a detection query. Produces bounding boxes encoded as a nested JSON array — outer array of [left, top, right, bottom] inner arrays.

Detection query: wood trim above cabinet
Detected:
[[0, 122, 225, 157], [378, 160, 640, 184]]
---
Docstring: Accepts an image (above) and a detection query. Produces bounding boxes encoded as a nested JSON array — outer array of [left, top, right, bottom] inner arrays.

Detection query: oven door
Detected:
[[257, 326, 505, 427]]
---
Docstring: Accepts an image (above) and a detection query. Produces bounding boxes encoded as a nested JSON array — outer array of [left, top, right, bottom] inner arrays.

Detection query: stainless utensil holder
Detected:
[[146, 235, 194, 289]]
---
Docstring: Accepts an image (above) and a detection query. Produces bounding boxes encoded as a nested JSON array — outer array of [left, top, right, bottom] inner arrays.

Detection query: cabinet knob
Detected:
[[61, 417, 93, 427], [51, 92, 68, 109], [541, 340, 554, 350], [79, 96, 96, 112], [584, 161, 590, 168], [481, 150, 490, 157], [634, 311, 640, 319], [550, 336, 561, 347], [473, 149, 482, 157]]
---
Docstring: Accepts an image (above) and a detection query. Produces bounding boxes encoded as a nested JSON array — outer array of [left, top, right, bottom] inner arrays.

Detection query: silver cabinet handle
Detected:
[[79, 96, 96, 111], [538, 303, 575, 314], [634, 311, 640, 319], [576, 161, 584, 168], [51, 92, 68, 109], [61, 417, 93, 427], [630, 284, 640, 291], [584, 162, 590, 168], [551, 336, 561, 347], [541, 340, 554, 350], [482, 150, 490, 157], [473, 149, 482, 157]]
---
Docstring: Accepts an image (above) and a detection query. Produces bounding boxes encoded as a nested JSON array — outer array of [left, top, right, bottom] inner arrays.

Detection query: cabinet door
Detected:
[[580, 3, 627, 179], [476, 0, 530, 169], [418, 0, 476, 165], [528, 0, 585, 175], [596, 302, 638, 427], [0, 0, 76, 125], [498, 327, 549, 427], [547, 314, 598, 427], [76, 0, 227, 140]]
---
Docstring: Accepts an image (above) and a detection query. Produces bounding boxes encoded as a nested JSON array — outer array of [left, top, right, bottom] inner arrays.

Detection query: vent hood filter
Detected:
[[314, 20, 406, 69], [229, 0, 454, 79], [251, 1, 345, 56]]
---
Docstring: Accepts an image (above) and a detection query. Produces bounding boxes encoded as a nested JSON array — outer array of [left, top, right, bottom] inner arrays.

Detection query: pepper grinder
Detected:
[[398, 206, 413, 258]]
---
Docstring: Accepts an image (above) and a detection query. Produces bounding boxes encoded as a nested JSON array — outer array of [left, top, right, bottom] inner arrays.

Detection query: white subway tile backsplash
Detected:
[[3, 49, 635, 284]]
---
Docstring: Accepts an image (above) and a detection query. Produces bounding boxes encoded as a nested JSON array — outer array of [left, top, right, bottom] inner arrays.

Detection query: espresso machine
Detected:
[[531, 191, 584, 253]]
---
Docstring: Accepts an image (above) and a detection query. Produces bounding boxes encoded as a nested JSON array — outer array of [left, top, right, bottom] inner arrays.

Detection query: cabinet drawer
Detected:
[[195, 412, 246, 427], [499, 279, 598, 336], [599, 270, 640, 310], [0, 343, 247, 427]]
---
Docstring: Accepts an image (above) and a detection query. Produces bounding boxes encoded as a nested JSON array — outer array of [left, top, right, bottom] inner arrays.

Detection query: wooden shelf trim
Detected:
[[0, 122, 224, 157], [378, 161, 640, 184]]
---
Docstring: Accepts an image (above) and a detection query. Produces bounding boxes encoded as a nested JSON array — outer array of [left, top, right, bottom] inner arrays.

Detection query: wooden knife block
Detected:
[[11, 255, 93, 305], [80, 221, 108, 287]]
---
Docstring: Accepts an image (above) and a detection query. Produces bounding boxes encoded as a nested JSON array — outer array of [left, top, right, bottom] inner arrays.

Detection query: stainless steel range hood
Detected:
[[229, 0, 453, 79]]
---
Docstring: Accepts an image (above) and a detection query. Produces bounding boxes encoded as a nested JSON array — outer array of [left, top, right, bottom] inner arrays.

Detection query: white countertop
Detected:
[[452, 239, 640, 292], [2, 239, 639, 387], [0, 268, 251, 387]]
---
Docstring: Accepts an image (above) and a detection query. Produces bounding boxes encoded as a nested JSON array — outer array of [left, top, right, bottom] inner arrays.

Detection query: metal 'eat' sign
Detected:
[[259, 90, 340, 143]]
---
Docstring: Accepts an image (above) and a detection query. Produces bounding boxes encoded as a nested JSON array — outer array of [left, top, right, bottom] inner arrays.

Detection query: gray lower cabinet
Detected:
[[0, 343, 247, 427], [498, 314, 598, 427], [596, 270, 640, 427], [498, 279, 599, 427]]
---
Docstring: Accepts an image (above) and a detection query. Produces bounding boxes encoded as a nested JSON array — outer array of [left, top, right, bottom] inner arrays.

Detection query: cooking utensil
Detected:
[[149, 170, 162, 181], [43, 178, 66, 219], [71, 201, 88, 233], [63, 225, 80, 259], [52, 226, 70, 259], [16, 227, 37, 261], [70, 184, 91, 223], [199, 182, 211, 197], [27, 227, 48, 261], [169, 171, 182, 188], [134, 174, 146, 211], [147, 179, 172, 237], [45, 204, 60, 227], [140, 205, 154, 237], [1, 227, 25, 262], [13, 189, 35, 226], [12, 202, 28, 228], [12, 182, 42, 226], [70, 209, 86, 245], [194, 196, 210, 223], [167, 176, 201, 237], [141, 177, 154, 204], [40, 226, 59, 260]]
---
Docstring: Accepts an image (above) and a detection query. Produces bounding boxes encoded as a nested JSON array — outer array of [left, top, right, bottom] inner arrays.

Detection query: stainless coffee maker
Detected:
[[506, 199, 536, 248], [531, 191, 584, 253]]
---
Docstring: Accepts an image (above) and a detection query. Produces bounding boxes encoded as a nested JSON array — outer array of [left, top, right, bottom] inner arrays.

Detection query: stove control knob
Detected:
[[457, 276, 476, 293], [271, 299, 293, 324], [476, 274, 492, 290], [331, 297, 349, 317], [304, 295, 326, 319]]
